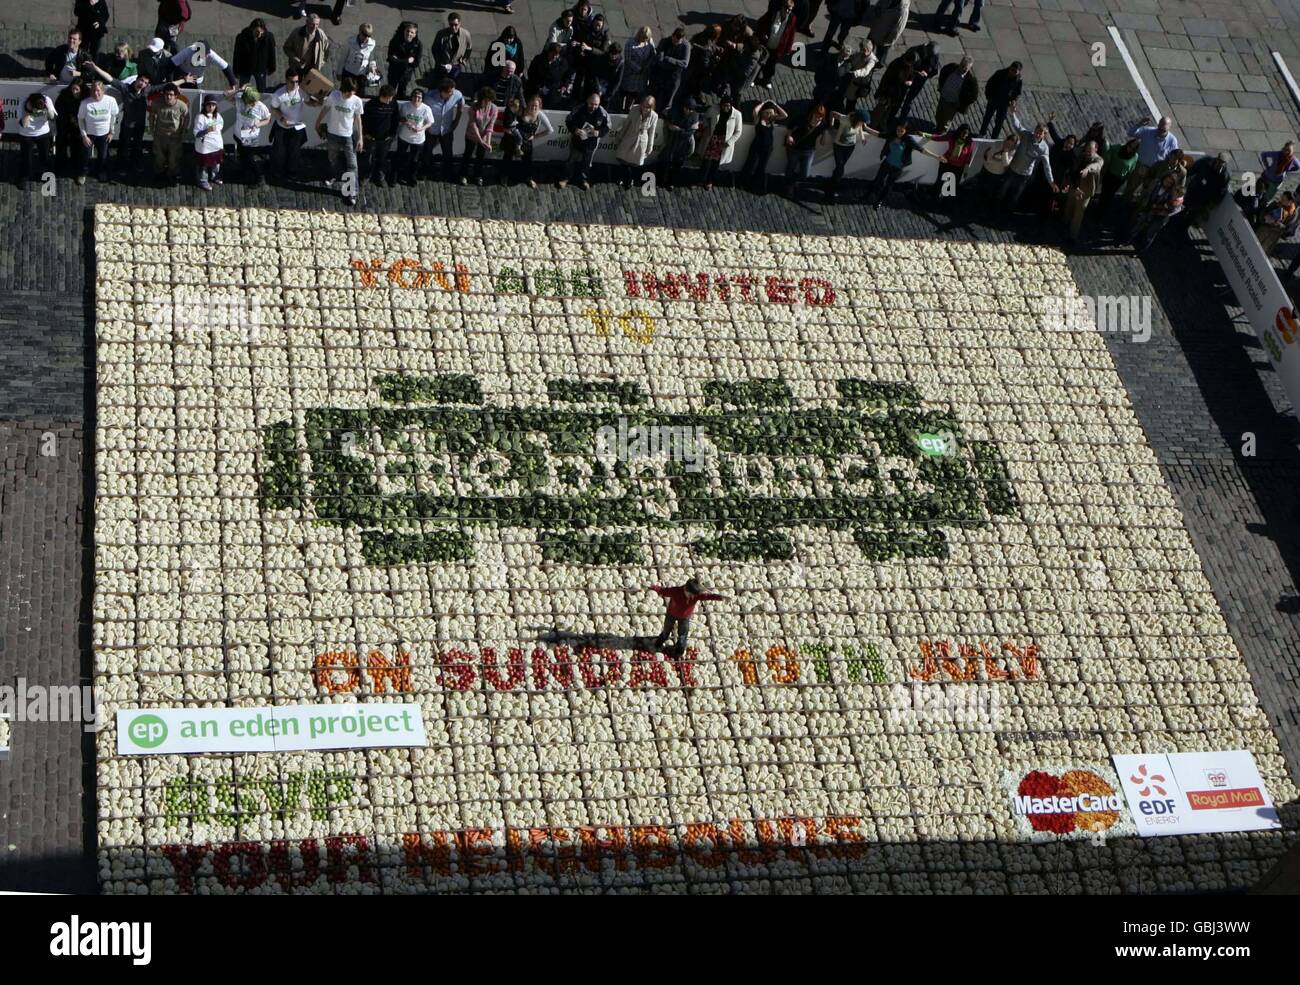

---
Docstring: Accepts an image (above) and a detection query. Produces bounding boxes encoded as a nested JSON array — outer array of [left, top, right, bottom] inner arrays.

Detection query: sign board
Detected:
[[115, 703, 427, 755], [1203, 195, 1300, 413], [1112, 750, 1281, 837]]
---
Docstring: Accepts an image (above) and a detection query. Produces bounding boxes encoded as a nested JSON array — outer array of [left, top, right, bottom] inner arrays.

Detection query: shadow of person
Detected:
[[534, 628, 665, 653]]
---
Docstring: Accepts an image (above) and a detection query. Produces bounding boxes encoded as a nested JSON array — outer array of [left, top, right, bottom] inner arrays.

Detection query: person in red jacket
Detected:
[[649, 578, 726, 655]]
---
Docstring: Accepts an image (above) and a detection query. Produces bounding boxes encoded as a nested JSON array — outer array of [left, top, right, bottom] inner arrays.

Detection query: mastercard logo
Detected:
[[1014, 769, 1122, 835], [1275, 307, 1298, 345]]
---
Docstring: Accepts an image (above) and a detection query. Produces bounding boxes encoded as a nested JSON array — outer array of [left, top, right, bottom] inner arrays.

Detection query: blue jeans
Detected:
[[655, 614, 691, 651], [325, 132, 358, 185], [997, 170, 1032, 209]]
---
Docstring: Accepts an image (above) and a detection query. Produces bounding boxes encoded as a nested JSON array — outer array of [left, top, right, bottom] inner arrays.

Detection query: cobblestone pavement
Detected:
[[1, 41, 1299, 889], [3, 0, 1300, 170]]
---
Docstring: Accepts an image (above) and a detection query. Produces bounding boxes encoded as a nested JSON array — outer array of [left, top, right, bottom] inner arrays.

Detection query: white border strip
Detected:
[[1272, 51, 1300, 112], [1108, 25, 1162, 121]]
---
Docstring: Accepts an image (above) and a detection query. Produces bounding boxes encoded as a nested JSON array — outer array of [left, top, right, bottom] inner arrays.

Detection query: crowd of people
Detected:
[[1, 1, 1289, 256]]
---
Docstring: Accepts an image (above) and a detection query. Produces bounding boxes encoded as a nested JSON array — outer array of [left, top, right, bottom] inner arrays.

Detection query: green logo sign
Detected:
[[258, 375, 1018, 565], [126, 713, 168, 749]]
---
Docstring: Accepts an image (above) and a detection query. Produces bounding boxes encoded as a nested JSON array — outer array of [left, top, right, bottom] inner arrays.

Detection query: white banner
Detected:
[[1, 79, 999, 184], [1112, 750, 1281, 837], [1204, 195, 1300, 412], [116, 704, 427, 755]]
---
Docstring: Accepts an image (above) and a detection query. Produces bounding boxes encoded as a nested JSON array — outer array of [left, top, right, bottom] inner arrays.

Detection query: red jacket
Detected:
[[651, 585, 723, 619]]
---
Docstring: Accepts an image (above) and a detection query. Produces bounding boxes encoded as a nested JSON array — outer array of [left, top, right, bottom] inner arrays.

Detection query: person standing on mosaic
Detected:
[[559, 90, 610, 190], [649, 579, 726, 658], [147, 83, 188, 186]]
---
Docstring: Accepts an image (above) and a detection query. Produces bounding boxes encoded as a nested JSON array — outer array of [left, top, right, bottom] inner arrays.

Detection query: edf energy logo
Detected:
[[1012, 768, 1123, 836], [257, 375, 1018, 566], [125, 714, 168, 749]]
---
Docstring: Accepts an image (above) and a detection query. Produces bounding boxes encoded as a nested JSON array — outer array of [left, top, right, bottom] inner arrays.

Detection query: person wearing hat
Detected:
[[137, 37, 170, 85], [649, 578, 726, 656]]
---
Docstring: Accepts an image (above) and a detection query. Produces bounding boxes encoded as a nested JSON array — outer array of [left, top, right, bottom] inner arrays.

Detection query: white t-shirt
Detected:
[[77, 95, 120, 136], [341, 35, 377, 75], [193, 111, 225, 153], [19, 95, 57, 137], [236, 100, 270, 145], [270, 85, 307, 130], [324, 90, 364, 138], [397, 100, 434, 145]]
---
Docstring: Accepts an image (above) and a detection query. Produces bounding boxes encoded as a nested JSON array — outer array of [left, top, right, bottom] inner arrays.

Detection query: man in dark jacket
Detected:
[[432, 13, 473, 81], [870, 51, 914, 130], [650, 27, 691, 110], [897, 41, 940, 121], [559, 91, 610, 189], [45, 30, 92, 83], [526, 43, 569, 102], [74, 1, 110, 58], [934, 56, 978, 129], [1182, 151, 1230, 226], [977, 61, 1022, 138], [234, 19, 277, 93], [362, 84, 400, 186]]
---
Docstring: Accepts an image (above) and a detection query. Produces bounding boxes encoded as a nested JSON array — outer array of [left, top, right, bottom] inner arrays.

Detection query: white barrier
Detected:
[[1203, 194, 1300, 413], [1, 78, 1002, 185]]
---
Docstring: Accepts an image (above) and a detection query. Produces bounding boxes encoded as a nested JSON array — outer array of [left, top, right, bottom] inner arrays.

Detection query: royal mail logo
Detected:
[[1205, 769, 1228, 788], [1186, 787, 1266, 811]]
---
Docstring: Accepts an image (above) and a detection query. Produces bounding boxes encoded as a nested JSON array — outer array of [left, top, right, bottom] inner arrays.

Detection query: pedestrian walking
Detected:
[[934, 56, 977, 130], [977, 61, 1021, 138], [934, 0, 983, 34], [649, 579, 726, 657]]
